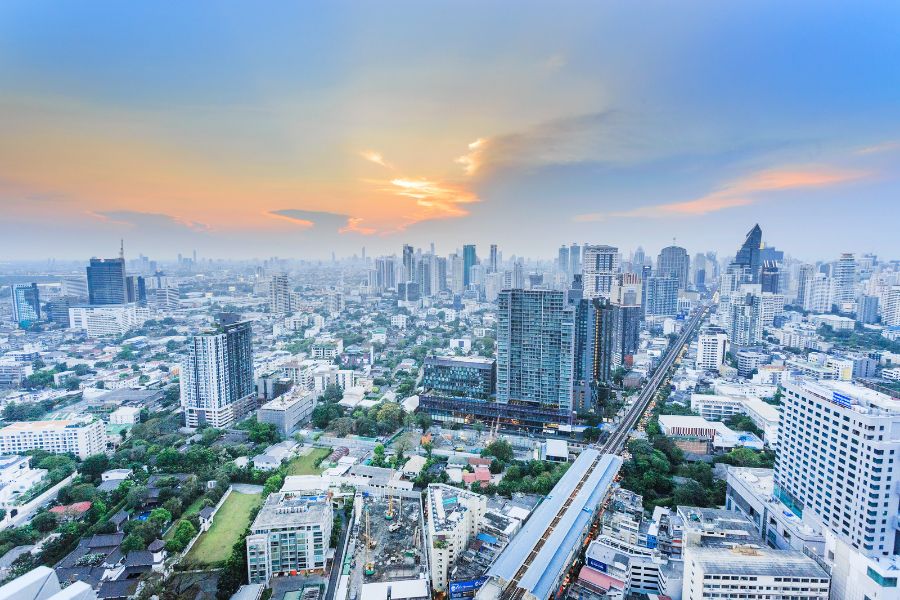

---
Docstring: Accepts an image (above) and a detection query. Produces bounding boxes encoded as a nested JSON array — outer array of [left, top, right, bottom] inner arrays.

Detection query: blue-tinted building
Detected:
[[11, 283, 40, 327]]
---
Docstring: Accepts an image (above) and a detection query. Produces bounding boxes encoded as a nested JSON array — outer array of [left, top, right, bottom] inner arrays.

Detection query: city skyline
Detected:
[[2, 1, 900, 260]]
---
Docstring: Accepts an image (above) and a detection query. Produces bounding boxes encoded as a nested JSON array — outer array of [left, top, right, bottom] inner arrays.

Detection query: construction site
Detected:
[[337, 489, 430, 600]]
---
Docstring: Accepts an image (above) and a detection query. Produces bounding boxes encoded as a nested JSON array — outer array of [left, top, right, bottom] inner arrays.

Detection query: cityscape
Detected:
[[2, 3, 900, 600]]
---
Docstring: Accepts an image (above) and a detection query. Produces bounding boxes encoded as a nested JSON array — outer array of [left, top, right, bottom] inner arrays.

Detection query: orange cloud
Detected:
[[575, 166, 869, 221], [456, 138, 487, 176], [360, 150, 394, 169]]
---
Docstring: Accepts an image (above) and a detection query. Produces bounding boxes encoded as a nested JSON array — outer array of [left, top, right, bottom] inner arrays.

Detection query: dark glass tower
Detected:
[[86, 258, 127, 305], [462, 244, 476, 287], [733, 224, 763, 283]]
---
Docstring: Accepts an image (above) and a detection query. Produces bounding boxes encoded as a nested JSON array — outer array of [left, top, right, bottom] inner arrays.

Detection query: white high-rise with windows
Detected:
[[833, 252, 857, 305], [884, 286, 900, 327], [696, 328, 729, 371], [269, 273, 293, 314], [582, 245, 619, 299], [776, 380, 900, 600]]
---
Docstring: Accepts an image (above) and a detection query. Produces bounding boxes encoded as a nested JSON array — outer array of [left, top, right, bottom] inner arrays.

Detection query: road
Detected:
[[496, 305, 708, 600], [3, 472, 78, 530]]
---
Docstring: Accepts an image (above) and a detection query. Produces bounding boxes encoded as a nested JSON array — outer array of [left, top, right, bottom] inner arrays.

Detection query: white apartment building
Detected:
[[679, 507, 829, 600], [695, 329, 729, 371], [425, 484, 487, 593], [311, 338, 343, 360], [68, 304, 150, 337], [246, 491, 332, 584], [776, 380, 900, 600], [257, 390, 315, 438], [582, 245, 619, 299], [269, 274, 293, 315], [690, 393, 745, 421], [884, 286, 900, 327], [0, 419, 105, 459], [803, 274, 835, 314], [758, 292, 785, 327]]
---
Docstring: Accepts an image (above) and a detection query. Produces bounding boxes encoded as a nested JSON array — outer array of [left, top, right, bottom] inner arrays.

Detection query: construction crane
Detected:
[[385, 495, 395, 520]]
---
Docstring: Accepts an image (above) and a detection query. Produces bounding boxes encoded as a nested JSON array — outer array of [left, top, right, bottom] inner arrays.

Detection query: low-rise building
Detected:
[[68, 304, 150, 337], [257, 390, 315, 437], [108, 406, 142, 425]]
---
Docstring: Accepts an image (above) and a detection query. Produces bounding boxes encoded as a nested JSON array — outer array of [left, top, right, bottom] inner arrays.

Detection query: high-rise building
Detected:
[[434, 256, 448, 293], [125, 275, 147, 306], [417, 258, 433, 297], [181, 318, 255, 428], [833, 252, 857, 305], [609, 272, 642, 306], [86, 257, 127, 305], [558, 245, 570, 275], [496, 289, 575, 425], [760, 260, 780, 293], [583, 245, 619, 299], [0, 418, 105, 459], [11, 283, 40, 326], [775, 380, 900, 599], [450, 254, 465, 294], [644, 276, 678, 317], [569, 243, 582, 277], [397, 281, 420, 302], [632, 246, 646, 271], [656, 245, 690, 291], [696, 327, 729, 371], [373, 256, 397, 293], [61, 276, 89, 300], [572, 298, 617, 411], [489, 244, 498, 273], [857, 294, 879, 324], [724, 291, 762, 347], [803, 273, 835, 314], [611, 304, 641, 368], [463, 244, 477, 288], [402, 244, 415, 282], [884, 286, 900, 327], [732, 224, 763, 283], [269, 273, 293, 314]]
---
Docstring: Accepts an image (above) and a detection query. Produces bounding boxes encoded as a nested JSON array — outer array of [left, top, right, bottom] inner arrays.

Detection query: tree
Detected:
[[149, 508, 173, 527], [121, 533, 146, 554], [32, 512, 58, 533], [482, 439, 514, 463], [263, 474, 284, 495], [126, 485, 150, 510], [415, 412, 432, 432], [330, 417, 355, 437], [371, 444, 387, 468], [165, 519, 197, 553], [79, 454, 110, 482], [376, 402, 403, 434], [674, 480, 708, 506]]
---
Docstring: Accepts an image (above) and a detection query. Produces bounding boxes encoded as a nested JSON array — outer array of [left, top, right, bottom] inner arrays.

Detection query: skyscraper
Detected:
[[269, 273, 293, 314], [462, 244, 477, 288], [572, 298, 616, 411], [833, 252, 857, 305], [644, 276, 678, 317], [125, 275, 147, 305], [11, 283, 40, 327], [724, 291, 762, 347], [732, 224, 763, 283], [656, 245, 690, 291], [496, 289, 575, 425], [558, 245, 570, 275], [775, 380, 900, 599], [416, 258, 433, 297], [489, 244, 498, 273], [569, 243, 582, 277], [181, 317, 255, 428], [760, 260, 780, 293], [86, 257, 127, 305], [402, 244, 415, 282], [582, 245, 619, 299]]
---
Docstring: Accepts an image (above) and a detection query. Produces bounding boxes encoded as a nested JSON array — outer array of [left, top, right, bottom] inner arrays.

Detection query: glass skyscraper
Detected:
[[86, 257, 127, 305], [463, 244, 476, 288], [11, 283, 40, 326], [496, 289, 575, 423]]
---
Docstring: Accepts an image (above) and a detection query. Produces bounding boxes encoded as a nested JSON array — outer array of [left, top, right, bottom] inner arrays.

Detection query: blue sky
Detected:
[[1, 1, 898, 261]]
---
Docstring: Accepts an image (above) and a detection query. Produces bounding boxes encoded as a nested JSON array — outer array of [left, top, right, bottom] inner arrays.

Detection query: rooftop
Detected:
[[690, 545, 829, 578], [250, 492, 331, 531]]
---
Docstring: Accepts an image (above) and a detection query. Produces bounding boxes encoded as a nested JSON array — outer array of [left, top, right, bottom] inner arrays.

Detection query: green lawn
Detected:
[[185, 491, 263, 565], [286, 447, 331, 476]]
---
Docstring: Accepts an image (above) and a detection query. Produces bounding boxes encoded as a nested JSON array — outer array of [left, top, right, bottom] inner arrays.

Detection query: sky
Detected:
[[2, 1, 899, 262]]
